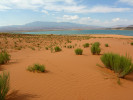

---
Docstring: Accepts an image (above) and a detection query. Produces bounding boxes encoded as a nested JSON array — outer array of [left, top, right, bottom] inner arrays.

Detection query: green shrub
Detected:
[[27, 64, 45, 73], [75, 48, 83, 55], [105, 44, 109, 47], [83, 43, 89, 48], [31, 47, 35, 50], [54, 46, 62, 52], [67, 39, 72, 43], [50, 47, 54, 53], [131, 42, 133, 45], [45, 47, 48, 50], [67, 45, 72, 48], [0, 51, 10, 65], [15, 46, 22, 50], [101, 53, 133, 78], [0, 72, 10, 100], [91, 42, 101, 55]]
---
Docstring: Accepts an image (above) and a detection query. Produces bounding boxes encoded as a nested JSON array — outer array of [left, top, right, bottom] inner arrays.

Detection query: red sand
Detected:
[[0, 34, 133, 100]]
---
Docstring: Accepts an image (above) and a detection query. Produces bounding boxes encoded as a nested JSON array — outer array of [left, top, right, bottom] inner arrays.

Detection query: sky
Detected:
[[0, 0, 133, 27]]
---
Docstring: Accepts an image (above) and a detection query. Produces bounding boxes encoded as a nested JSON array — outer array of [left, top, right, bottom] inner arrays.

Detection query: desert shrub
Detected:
[[50, 48, 54, 53], [15, 46, 22, 50], [45, 47, 48, 50], [105, 44, 109, 47], [31, 47, 35, 50], [83, 43, 89, 48], [27, 64, 45, 73], [91, 42, 101, 55], [67, 39, 72, 43], [0, 51, 10, 65], [131, 42, 133, 45], [0, 72, 10, 100], [101, 53, 133, 78], [54, 46, 62, 52], [67, 45, 72, 48], [75, 48, 83, 55]]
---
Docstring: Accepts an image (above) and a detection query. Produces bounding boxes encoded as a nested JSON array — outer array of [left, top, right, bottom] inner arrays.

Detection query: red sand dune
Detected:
[[0, 34, 133, 100]]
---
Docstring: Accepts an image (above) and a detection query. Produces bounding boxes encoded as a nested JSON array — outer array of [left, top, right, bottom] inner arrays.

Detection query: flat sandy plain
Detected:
[[0, 33, 133, 100]]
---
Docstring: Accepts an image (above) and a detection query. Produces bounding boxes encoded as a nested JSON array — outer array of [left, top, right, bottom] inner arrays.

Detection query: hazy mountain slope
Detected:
[[0, 21, 103, 32]]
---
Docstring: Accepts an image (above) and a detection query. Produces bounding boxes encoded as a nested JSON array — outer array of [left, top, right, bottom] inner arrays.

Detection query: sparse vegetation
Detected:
[[67, 39, 72, 43], [83, 43, 89, 48], [117, 78, 121, 85], [91, 42, 101, 55], [67, 45, 72, 48], [0, 50, 10, 65], [50, 47, 54, 53], [105, 44, 109, 47], [27, 64, 45, 73], [131, 42, 133, 45], [0, 72, 10, 100], [75, 48, 83, 55], [45, 47, 48, 50], [30, 47, 35, 50], [101, 53, 133, 78], [54, 46, 62, 52]]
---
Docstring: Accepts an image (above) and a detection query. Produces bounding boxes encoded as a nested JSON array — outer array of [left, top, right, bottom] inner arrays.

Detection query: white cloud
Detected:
[[119, 0, 133, 6], [103, 18, 129, 26], [112, 18, 128, 22], [78, 17, 100, 25], [63, 15, 79, 20], [42, 10, 49, 14], [71, 17, 130, 27], [112, 18, 120, 22], [43, 5, 131, 13], [0, 5, 11, 11], [57, 15, 79, 22], [0, 0, 131, 13], [86, 6, 131, 13], [56, 16, 131, 27], [43, 4, 86, 13], [0, 0, 76, 10]]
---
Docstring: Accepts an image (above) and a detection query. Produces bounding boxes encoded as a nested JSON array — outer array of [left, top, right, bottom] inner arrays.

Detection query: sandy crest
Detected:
[[0, 34, 133, 100]]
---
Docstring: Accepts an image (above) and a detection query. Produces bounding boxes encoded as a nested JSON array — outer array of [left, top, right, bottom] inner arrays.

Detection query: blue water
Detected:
[[21, 30, 133, 36]]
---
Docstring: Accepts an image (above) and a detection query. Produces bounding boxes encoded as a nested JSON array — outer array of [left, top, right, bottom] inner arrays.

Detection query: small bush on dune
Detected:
[[31, 47, 35, 50], [54, 46, 62, 52], [105, 44, 109, 47], [27, 64, 45, 73], [0, 72, 10, 100], [75, 48, 83, 55], [101, 53, 133, 78], [0, 50, 10, 65], [45, 47, 48, 50], [67, 39, 72, 43], [83, 43, 89, 48], [67, 45, 72, 48], [131, 42, 133, 45], [91, 42, 101, 55]]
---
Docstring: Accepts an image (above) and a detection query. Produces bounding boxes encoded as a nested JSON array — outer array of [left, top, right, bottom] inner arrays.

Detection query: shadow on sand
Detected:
[[6, 90, 39, 100], [0, 60, 19, 71], [0, 65, 6, 71], [125, 72, 133, 81]]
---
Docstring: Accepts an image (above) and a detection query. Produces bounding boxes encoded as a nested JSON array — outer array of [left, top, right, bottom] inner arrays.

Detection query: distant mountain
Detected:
[[110, 25, 128, 28], [0, 21, 103, 32], [109, 25, 133, 30]]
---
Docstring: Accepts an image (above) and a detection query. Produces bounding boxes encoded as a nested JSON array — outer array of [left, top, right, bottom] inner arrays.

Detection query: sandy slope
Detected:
[[0, 35, 133, 100]]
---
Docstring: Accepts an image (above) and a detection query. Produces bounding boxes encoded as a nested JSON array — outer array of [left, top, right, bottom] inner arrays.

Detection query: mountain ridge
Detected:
[[0, 21, 103, 32]]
